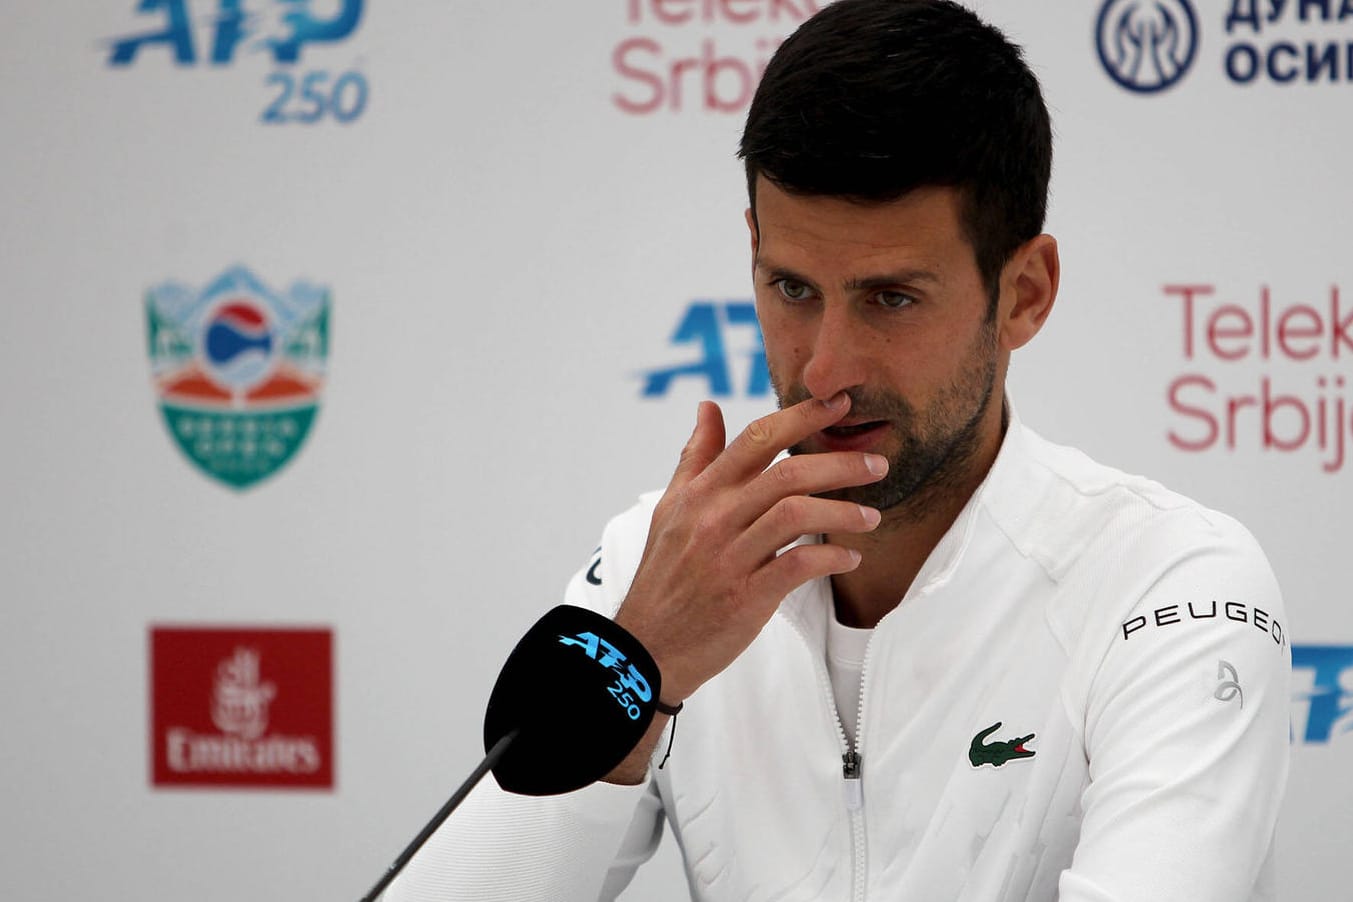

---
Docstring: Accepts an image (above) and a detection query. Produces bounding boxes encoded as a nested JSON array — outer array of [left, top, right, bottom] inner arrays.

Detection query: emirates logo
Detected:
[[211, 648, 276, 740], [151, 627, 333, 789]]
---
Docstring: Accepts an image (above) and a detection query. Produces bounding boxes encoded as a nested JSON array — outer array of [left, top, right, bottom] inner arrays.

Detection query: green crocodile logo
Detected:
[[968, 722, 1036, 767]]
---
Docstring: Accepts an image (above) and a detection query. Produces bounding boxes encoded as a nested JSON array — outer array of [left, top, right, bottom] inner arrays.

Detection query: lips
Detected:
[[824, 420, 888, 438], [815, 419, 890, 452]]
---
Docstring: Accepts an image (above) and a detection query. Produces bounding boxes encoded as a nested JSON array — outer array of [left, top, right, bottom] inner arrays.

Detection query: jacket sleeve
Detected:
[[382, 525, 670, 901], [1059, 520, 1290, 902], [380, 773, 665, 902]]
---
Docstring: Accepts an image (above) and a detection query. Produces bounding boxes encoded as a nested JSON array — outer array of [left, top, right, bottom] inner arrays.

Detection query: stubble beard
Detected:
[[776, 322, 1001, 520]]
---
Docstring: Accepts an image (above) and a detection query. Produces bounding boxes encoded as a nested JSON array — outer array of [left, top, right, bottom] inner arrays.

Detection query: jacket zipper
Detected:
[[848, 637, 874, 902], [789, 612, 873, 902]]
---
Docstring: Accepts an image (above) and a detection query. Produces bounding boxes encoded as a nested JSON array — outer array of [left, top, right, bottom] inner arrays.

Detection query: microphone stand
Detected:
[[358, 729, 520, 902]]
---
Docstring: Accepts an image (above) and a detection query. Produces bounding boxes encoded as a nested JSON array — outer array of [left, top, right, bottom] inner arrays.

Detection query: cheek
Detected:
[[762, 334, 814, 381], [868, 345, 953, 403], [753, 303, 805, 361], [760, 338, 803, 386]]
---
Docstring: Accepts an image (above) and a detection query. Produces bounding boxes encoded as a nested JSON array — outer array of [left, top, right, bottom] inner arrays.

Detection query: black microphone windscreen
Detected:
[[484, 605, 665, 796]]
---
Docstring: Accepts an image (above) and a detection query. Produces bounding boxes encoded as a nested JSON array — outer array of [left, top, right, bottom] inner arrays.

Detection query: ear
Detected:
[[745, 207, 759, 257], [998, 234, 1059, 351]]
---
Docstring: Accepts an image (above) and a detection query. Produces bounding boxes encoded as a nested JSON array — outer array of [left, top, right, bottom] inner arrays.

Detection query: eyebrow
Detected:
[[844, 270, 941, 291], [755, 259, 941, 292]]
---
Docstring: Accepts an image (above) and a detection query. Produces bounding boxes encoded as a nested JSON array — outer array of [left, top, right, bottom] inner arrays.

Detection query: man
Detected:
[[388, 1, 1289, 899]]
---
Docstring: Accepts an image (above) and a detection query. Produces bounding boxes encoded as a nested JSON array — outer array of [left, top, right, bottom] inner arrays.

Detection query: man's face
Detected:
[[749, 178, 1005, 513]]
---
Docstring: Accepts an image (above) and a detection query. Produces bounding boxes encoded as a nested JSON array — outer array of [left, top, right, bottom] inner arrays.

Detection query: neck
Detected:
[[827, 399, 1008, 629]]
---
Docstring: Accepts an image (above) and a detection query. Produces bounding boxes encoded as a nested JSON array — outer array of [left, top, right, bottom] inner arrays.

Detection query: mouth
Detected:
[[823, 420, 889, 438], [812, 419, 891, 452]]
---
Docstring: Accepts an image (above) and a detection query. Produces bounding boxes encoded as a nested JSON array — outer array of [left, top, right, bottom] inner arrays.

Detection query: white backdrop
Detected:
[[2, 1, 1349, 899]]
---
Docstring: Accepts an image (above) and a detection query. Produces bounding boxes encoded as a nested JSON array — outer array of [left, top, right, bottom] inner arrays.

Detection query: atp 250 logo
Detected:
[[558, 630, 655, 721], [106, 0, 368, 125], [641, 301, 770, 399], [1292, 645, 1353, 744]]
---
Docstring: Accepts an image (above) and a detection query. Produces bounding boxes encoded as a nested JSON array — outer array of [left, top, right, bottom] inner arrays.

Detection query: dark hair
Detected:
[[739, 0, 1052, 308]]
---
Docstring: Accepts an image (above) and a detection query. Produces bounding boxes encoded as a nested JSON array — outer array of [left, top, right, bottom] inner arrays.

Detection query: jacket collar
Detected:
[[780, 397, 1034, 640]]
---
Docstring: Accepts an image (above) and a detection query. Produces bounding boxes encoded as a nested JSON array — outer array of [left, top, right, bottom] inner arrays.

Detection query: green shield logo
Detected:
[[146, 266, 330, 490]]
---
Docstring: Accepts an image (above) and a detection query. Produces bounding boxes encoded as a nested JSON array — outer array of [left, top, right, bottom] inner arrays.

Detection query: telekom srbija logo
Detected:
[[151, 627, 333, 789]]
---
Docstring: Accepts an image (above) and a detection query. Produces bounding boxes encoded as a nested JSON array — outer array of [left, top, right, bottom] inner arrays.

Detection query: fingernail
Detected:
[[824, 392, 849, 411], [859, 505, 881, 527], [864, 454, 888, 476], [847, 549, 862, 567]]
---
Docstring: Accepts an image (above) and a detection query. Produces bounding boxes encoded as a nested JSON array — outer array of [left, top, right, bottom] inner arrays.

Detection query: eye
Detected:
[[875, 290, 915, 310], [775, 279, 814, 302]]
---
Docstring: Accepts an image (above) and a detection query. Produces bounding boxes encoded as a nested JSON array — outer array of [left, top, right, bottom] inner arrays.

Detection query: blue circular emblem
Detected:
[[1096, 0, 1199, 94], [202, 300, 276, 391]]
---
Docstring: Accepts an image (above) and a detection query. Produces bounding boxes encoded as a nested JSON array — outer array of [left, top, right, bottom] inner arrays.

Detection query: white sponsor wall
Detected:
[[1, 1, 1349, 899]]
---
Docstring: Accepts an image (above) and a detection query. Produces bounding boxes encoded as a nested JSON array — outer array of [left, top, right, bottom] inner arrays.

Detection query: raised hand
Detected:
[[616, 392, 888, 714]]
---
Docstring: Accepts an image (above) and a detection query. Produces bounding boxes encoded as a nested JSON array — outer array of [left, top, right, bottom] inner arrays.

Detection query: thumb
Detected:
[[671, 400, 726, 487]]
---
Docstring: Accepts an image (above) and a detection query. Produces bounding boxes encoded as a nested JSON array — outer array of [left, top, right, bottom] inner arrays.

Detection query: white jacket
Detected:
[[387, 417, 1289, 901]]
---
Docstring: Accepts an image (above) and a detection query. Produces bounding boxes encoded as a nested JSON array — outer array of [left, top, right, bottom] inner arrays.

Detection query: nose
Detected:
[[801, 302, 867, 402]]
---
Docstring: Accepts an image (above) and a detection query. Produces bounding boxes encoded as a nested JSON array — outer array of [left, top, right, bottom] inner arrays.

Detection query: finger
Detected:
[[730, 496, 880, 571], [670, 400, 727, 490], [744, 542, 862, 615], [704, 392, 851, 484], [730, 450, 887, 525]]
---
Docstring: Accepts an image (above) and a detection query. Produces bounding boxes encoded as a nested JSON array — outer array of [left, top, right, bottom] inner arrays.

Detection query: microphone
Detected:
[[358, 605, 667, 901], [485, 603, 666, 794]]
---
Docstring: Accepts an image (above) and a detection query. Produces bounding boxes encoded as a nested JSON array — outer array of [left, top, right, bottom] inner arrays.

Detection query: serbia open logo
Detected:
[[1096, 0, 1200, 93], [145, 265, 330, 489]]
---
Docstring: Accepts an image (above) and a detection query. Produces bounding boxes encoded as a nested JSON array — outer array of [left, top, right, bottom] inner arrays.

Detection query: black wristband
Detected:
[[655, 698, 683, 716]]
